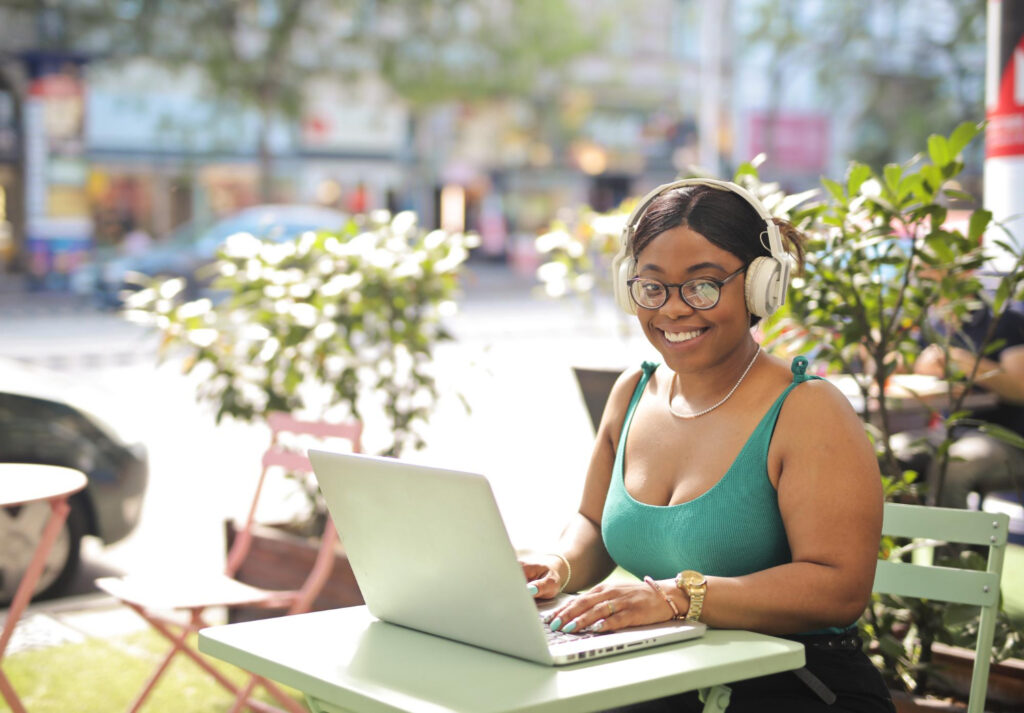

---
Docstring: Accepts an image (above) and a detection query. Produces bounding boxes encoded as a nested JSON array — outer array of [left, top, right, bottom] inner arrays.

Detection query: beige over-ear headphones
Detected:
[[610, 178, 793, 318]]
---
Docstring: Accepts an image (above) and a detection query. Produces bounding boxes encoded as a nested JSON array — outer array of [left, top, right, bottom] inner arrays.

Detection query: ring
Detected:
[[606, 601, 615, 616]]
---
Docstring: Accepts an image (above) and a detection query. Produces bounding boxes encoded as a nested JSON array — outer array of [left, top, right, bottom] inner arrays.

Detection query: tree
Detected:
[[39, 0, 595, 201], [741, 0, 986, 176]]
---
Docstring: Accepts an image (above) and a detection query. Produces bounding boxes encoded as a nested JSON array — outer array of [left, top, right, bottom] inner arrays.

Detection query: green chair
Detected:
[[874, 503, 1010, 713]]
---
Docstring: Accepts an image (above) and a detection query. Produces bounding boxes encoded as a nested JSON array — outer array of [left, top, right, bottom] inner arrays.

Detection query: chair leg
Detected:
[[120, 605, 247, 710], [0, 669, 28, 713], [699, 684, 732, 713], [229, 675, 306, 713]]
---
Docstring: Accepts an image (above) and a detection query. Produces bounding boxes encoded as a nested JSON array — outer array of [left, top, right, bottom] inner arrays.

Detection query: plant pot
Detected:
[[886, 644, 1024, 713], [224, 519, 363, 622]]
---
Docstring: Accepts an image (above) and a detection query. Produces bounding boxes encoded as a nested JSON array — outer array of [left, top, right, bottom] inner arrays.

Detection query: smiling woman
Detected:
[[521, 179, 894, 713]]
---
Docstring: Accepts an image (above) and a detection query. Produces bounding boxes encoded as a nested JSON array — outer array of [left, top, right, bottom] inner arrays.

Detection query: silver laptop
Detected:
[[308, 449, 706, 665]]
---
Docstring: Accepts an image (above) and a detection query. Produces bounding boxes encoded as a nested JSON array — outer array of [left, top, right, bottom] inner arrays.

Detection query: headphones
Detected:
[[610, 178, 794, 319]]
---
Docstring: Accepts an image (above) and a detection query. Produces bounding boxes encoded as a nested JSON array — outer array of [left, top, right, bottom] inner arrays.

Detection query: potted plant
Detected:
[[123, 210, 477, 609]]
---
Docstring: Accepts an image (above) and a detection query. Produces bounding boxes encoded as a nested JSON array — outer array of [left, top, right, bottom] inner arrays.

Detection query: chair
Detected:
[[874, 502, 1010, 713], [96, 412, 362, 713]]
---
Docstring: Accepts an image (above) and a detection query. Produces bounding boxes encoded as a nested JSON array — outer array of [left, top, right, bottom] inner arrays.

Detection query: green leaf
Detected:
[[968, 209, 992, 242], [948, 121, 982, 157], [978, 423, 1024, 450], [928, 134, 951, 167], [883, 164, 903, 195], [822, 177, 845, 203], [847, 164, 872, 197]]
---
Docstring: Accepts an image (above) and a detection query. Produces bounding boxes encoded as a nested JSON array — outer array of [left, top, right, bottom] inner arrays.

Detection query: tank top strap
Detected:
[[616, 362, 658, 454]]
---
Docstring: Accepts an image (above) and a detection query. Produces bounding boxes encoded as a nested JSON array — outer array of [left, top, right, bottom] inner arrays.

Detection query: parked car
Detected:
[[0, 357, 148, 603], [72, 204, 350, 307]]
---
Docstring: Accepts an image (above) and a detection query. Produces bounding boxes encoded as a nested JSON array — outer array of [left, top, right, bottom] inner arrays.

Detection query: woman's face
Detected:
[[632, 225, 750, 373]]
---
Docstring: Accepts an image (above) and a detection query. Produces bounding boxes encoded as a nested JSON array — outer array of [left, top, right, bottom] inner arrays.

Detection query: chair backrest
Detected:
[[874, 503, 1010, 713], [227, 412, 362, 614]]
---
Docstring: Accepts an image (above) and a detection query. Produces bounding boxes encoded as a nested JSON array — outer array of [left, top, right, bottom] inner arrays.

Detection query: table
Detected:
[[827, 373, 998, 433], [0, 463, 88, 713], [198, 605, 806, 713]]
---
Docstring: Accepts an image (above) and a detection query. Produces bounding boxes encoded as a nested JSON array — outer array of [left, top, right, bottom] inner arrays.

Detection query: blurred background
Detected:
[[0, 0, 989, 289]]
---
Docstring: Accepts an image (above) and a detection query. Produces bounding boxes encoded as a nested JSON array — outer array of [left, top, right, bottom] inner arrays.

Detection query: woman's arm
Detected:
[[917, 343, 1024, 404]]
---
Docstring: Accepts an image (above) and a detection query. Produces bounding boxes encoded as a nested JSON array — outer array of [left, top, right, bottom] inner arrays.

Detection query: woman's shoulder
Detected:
[[764, 355, 860, 416], [765, 356, 865, 433]]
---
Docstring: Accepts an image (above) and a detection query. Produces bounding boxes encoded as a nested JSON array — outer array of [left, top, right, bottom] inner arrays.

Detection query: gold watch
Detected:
[[675, 570, 707, 622]]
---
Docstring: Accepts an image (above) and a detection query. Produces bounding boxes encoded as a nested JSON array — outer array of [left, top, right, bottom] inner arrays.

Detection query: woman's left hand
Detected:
[[544, 579, 682, 634]]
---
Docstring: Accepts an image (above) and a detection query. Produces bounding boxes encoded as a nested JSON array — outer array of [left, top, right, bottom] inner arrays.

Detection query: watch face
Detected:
[[682, 570, 705, 587]]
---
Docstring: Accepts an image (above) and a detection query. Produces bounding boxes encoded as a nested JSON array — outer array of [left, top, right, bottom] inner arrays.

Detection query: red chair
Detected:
[[96, 412, 362, 713]]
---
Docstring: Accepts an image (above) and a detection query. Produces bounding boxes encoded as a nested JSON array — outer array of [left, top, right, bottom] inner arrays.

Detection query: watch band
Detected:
[[675, 570, 707, 622]]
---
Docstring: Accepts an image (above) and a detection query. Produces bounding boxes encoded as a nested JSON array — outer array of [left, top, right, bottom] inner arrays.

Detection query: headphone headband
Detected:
[[621, 177, 786, 265]]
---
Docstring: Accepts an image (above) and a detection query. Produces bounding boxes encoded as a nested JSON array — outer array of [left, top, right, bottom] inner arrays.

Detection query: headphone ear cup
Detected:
[[612, 254, 637, 315], [744, 256, 782, 318]]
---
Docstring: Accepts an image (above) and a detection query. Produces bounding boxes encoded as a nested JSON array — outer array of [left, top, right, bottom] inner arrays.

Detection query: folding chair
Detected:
[[874, 502, 1010, 713], [96, 412, 362, 713]]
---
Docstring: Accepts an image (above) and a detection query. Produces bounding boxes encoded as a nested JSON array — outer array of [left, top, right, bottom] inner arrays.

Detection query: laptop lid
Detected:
[[309, 449, 705, 666], [309, 449, 557, 664]]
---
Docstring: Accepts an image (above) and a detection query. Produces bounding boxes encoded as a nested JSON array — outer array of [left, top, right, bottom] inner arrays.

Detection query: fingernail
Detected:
[[592, 620, 605, 632], [549, 617, 562, 631], [527, 584, 538, 595], [563, 621, 577, 634]]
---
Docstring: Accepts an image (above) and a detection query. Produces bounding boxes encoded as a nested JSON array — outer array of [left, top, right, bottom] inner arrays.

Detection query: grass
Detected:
[[0, 629, 302, 713]]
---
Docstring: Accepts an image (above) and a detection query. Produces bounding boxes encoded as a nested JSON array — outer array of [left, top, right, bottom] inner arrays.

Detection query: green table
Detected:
[[198, 605, 805, 713]]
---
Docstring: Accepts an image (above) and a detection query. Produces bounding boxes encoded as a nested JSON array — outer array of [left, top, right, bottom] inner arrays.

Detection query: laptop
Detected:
[[308, 449, 706, 665]]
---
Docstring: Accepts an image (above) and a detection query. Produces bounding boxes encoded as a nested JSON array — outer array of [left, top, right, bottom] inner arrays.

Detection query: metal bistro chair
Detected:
[[97, 412, 362, 713], [874, 502, 1010, 713]]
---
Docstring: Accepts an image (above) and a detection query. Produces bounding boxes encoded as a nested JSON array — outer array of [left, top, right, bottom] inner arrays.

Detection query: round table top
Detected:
[[0, 464, 88, 507]]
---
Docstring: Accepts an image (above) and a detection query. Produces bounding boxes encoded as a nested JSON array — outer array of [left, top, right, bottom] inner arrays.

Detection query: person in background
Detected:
[[520, 179, 894, 712], [894, 298, 1024, 509]]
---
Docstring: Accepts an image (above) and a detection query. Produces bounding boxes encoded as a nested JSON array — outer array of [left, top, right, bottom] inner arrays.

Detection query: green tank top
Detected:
[[602, 356, 819, 581]]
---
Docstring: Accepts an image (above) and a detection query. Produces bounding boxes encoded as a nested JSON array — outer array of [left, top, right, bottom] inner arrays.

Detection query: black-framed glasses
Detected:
[[626, 266, 746, 310]]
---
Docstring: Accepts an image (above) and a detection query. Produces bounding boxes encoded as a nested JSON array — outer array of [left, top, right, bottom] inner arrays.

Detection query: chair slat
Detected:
[[882, 503, 1009, 546], [874, 559, 1001, 607]]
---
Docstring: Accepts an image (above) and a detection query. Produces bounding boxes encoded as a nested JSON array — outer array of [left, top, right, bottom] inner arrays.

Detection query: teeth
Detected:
[[664, 328, 704, 343]]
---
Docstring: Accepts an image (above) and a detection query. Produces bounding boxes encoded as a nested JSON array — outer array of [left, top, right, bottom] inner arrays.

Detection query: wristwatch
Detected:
[[675, 570, 707, 622]]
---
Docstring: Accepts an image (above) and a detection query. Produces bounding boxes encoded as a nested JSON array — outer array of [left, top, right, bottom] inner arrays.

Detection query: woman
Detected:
[[522, 180, 894, 712]]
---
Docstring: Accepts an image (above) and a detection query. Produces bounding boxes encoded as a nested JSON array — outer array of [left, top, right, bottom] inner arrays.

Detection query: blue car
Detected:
[[72, 204, 350, 307]]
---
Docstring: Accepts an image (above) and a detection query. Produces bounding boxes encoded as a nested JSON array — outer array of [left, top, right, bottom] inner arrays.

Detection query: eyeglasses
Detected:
[[626, 266, 746, 310]]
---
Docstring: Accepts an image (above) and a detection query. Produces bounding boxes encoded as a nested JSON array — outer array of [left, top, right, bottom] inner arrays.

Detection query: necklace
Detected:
[[667, 347, 761, 419]]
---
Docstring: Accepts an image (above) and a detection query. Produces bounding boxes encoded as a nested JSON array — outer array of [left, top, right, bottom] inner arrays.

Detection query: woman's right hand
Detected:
[[520, 554, 569, 600]]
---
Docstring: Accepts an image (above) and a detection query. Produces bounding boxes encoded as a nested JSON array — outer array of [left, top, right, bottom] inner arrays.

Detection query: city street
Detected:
[[0, 262, 658, 600]]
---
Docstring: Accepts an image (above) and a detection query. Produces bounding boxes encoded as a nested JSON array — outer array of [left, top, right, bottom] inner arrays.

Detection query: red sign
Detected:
[[748, 114, 830, 172], [987, 3, 1024, 158]]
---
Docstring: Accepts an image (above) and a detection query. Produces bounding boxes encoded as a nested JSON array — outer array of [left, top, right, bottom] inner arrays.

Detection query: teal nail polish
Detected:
[[549, 617, 562, 631], [563, 621, 577, 634], [527, 584, 538, 595]]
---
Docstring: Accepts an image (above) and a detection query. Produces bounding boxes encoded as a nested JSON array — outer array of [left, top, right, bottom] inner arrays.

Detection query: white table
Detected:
[[0, 463, 87, 713], [199, 605, 806, 713]]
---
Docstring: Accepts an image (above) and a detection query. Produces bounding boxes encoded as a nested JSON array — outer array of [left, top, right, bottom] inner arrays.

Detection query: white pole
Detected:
[[699, 1, 728, 177], [983, 0, 1024, 273]]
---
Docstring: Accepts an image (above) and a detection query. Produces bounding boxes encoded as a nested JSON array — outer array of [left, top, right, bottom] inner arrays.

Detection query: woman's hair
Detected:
[[629, 184, 806, 275]]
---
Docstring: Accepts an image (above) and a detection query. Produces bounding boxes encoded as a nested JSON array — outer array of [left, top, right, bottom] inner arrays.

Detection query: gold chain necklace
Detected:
[[667, 347, 761, 419]]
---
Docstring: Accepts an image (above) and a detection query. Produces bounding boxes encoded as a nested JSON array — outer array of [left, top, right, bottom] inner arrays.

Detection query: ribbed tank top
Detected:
[[602, 356, 819, 581]]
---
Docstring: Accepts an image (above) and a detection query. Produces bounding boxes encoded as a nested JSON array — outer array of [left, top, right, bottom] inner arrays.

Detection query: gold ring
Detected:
[[606, 601, 615, 616]]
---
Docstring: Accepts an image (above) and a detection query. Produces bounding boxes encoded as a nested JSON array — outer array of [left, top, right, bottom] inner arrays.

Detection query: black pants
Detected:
[[601, 632, 896, 713]]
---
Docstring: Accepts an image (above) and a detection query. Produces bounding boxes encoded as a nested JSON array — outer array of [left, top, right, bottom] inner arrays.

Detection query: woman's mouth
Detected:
[[662, 327, 708, 343]]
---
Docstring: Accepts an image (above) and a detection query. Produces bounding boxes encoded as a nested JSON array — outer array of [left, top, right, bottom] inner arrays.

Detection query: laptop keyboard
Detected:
[[538, 612, 599, 645]]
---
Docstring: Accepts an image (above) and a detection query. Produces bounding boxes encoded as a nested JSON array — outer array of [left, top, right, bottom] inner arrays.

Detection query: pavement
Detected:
[[0, 258, 657, 657]]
